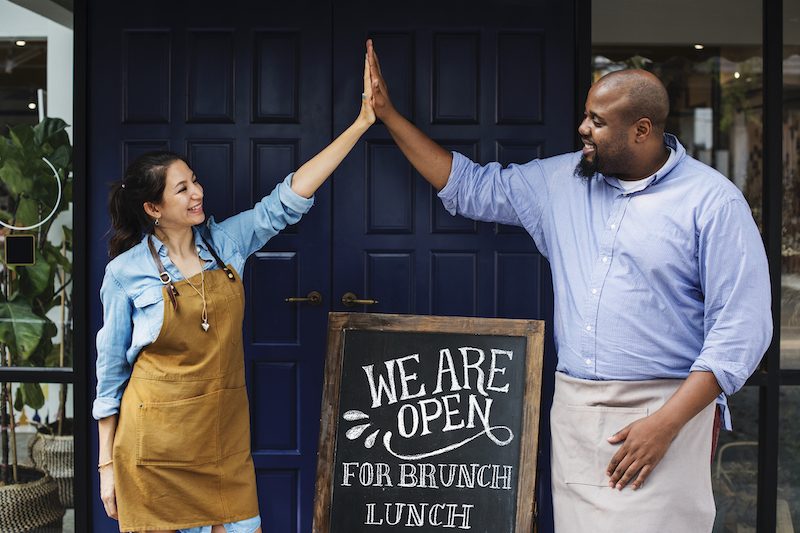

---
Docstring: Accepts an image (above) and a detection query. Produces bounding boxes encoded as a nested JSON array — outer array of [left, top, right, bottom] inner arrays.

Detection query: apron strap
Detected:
[[147, 235, 180, 310], [200, 233, 236, 282]]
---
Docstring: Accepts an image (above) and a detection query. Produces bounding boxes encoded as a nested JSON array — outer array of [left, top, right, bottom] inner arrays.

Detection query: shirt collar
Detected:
[[601, 133, 686, 194], [142, 226, 213, 263]]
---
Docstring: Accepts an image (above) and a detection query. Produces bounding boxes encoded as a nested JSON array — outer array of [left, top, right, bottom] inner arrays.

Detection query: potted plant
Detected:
[[0, 117, 73, 529]]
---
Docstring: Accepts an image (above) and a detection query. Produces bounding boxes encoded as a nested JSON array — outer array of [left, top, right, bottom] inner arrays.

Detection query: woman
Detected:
[[94, 58, 375, 533]]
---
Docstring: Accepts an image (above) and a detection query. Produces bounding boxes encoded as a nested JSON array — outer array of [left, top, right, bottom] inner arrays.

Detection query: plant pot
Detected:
[[0, 465, 64, 531], [29, 432, 74, 508]]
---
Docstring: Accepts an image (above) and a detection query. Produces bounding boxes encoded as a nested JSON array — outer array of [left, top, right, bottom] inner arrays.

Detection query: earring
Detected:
[[154, 218, 160, 226]]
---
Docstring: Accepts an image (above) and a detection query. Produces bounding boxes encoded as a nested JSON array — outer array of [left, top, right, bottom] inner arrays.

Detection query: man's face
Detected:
[[575, 84, 635, 179]]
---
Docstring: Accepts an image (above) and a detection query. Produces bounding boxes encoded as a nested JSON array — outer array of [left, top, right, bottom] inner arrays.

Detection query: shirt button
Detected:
[[591, 288, 598, 294], [586, 325, 592, 331], [610, 224, 616, 229], [602, 256, 609, 263], [585, 358, 592, 365]]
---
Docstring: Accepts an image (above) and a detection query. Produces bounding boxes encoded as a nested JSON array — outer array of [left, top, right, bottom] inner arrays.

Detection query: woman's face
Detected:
[[151, 159, 205, 229]]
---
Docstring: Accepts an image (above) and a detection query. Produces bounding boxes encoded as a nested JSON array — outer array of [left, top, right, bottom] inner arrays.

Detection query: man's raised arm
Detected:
[[367, 39, 453, 190]]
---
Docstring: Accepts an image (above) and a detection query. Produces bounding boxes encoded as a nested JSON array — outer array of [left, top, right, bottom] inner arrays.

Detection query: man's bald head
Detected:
[[594, 69, 669, 134]]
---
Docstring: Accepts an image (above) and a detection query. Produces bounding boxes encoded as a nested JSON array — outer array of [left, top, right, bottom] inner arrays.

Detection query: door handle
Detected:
[[341, 292, 379, 307], [285, 290, 323, 306]]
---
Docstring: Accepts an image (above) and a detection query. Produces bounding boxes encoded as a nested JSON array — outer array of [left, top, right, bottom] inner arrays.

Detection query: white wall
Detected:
[[0, 0, 73, 138]]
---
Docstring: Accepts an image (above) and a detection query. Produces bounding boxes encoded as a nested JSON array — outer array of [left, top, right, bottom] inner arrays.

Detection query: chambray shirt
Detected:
[[439, 134, 772, 428], [93, 174, 314, 420]]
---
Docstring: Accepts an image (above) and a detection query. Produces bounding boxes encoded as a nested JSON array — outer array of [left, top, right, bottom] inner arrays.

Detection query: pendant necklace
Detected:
[[183, 251, 209, 332]]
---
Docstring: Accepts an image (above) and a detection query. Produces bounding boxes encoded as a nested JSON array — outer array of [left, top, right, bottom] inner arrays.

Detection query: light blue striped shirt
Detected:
[[439, 134, 772, 428], [93, 173, 314, 420]]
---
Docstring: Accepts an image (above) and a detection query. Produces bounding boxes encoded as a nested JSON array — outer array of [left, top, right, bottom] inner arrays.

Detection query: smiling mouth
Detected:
[[188, 204, 203, 213], [581, 139, 596, 156]]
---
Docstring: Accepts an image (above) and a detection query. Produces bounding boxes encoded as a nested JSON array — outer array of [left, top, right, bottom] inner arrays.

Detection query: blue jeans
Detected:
[[178, 515, 261, 533]]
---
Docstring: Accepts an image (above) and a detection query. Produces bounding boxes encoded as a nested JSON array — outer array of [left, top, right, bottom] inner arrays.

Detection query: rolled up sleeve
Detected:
[[93, 269, 134, 420], [438, 151, 549, 254], [217, 172, 315, 258], [690, 198, 772, 396]]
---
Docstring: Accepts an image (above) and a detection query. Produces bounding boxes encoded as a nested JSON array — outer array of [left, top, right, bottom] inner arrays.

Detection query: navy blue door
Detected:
[[87, 1, 574, 531], [87, 2, 331, 531], [331, 2, 574, 530]]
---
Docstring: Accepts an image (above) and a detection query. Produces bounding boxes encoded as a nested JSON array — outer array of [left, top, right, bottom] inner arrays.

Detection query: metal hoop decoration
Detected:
[[0, 157, 63, 231]]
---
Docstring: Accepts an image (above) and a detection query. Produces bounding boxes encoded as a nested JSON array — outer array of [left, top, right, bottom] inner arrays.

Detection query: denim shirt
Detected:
[[439, 134, 772, 429], [93, 173, 314, 420]]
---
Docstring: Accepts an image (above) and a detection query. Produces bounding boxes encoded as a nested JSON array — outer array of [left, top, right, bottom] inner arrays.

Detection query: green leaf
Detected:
[[47, 144, 71, 171], [14, 196, 40, 227], [19, 255, 53, 296], [20, 382, 45, 410], [26, 333, 51, 367], [0, 160, 32, 196], [62, 226, 72, 247], [33, 118, 69, 148], [9, 125, 34, 151], [45, 343, 62, 367], [14, 387, 24, 412], [0, 300, 46, 361]]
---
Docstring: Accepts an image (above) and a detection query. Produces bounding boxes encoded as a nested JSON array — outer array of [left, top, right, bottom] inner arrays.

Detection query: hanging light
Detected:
[[694, 44, 704, 50], [734, 72, 741, 79], [15, 40, 26, 47], [28, 102, 36, 110]]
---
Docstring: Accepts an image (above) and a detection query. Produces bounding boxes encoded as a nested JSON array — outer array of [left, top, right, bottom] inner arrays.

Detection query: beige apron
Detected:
[[113, 266, 259, 532], [551, 372, 716, 533]]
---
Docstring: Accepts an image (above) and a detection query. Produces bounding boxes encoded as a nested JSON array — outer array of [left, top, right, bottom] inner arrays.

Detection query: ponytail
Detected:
[[107, 151, 185, 258]]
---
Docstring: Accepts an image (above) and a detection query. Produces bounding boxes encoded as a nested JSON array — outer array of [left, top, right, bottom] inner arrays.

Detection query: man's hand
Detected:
[[606, 412, 678, 490], [366, 39, 395, 121]]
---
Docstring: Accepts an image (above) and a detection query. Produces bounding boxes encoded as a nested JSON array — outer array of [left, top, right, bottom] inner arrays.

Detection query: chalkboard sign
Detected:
[[313, 313, 544, 533]]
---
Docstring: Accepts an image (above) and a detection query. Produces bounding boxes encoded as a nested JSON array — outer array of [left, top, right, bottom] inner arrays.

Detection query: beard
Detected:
[[574, 136, 630, 180], [575, 153, 599, 179]]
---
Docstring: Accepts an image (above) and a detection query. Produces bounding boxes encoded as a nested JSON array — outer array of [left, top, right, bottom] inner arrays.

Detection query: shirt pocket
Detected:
[[136, 390, 220, 466], [553, 403, 649, 487], [132, 287, 165, 341]]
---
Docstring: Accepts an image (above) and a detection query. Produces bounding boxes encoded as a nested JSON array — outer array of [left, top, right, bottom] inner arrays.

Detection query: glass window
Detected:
[[592, 0, 763, 226], [779, 6, 800, 532], [778, 386, 800, 530], [0, 2, 75, 531], [713, 387, 759, 532], [0, 4, 74, 372], [782, 0, 800, 370]]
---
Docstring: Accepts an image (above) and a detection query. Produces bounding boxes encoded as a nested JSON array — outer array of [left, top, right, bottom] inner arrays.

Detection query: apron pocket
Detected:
[[136, 390, 220, 466], [553, 402, 648, 487], [219, 386, 251, 459]]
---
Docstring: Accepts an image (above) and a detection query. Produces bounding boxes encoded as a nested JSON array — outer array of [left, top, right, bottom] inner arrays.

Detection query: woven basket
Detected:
[[29, 433, 74, 508], [0, 466, 64, 532]]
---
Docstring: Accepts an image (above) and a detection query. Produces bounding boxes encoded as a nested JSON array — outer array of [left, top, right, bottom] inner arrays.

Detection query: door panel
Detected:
[[332, 0, 574, 320]]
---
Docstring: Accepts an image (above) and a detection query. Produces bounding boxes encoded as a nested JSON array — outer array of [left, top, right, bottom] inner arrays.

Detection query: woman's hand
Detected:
[[366, 39, 395, 122], [99, 465, 118, 520], [358, 54, 376, 128]]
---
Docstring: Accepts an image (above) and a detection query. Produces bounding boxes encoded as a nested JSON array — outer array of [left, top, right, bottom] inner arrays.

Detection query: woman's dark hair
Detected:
[[108, 151, 187, 258]]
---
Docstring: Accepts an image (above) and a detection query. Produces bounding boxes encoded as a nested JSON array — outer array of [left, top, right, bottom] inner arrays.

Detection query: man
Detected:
[[365, 39, 771, 532]]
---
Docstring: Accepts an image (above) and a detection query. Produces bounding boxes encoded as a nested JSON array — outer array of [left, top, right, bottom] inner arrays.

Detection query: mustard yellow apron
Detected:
[[113, 266, 259, 532]]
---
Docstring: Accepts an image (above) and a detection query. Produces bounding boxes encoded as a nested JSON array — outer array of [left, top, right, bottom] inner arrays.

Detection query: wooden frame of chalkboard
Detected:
[[313, 312, 544, 533]]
